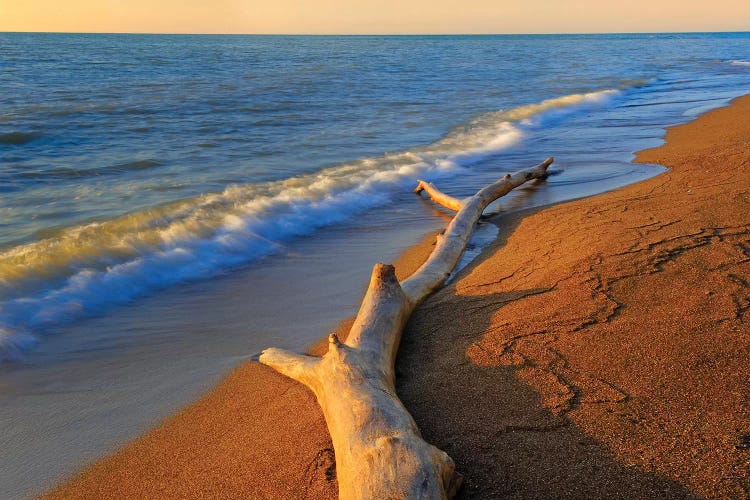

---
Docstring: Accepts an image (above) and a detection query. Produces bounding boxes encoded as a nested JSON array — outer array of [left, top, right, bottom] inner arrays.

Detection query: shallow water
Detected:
[[1, 32, 750, 497]]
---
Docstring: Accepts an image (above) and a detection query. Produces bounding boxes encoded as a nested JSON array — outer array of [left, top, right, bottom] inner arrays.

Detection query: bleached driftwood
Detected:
[[259, 158, 553, 499], [412, 180, 463, 212]]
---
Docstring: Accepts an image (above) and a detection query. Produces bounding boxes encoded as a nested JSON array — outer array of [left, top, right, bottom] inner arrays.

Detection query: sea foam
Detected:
[[0, 89, 618, 360]]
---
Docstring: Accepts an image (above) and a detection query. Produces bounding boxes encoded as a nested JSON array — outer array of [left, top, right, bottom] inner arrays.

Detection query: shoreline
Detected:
[[46, 95, 750, 498]]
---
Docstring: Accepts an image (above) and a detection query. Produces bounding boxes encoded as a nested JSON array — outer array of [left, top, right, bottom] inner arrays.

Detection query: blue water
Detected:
[[2, 33, 750, 358], [1, 33, 750, 497]]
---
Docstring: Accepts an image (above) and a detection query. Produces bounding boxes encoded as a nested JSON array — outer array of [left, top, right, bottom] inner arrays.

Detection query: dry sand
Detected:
[[47, 95, 750, 499]]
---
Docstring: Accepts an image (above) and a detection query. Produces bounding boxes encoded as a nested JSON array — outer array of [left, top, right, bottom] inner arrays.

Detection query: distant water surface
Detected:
[[1, 32, 749, 497]]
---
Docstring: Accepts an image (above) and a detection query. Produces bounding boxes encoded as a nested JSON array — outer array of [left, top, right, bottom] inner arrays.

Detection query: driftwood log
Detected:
[[260, 158, 554, 499]]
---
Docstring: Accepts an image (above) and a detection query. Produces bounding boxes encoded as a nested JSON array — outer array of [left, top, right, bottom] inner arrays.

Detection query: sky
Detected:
[[1, 0, 749, 34]]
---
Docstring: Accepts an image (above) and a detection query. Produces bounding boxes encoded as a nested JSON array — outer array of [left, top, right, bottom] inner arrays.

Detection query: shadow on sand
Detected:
[[395, 212, 695, 499]]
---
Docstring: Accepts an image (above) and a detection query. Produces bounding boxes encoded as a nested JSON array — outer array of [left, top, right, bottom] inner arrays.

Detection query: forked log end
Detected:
[[258, 348, 319, 387]]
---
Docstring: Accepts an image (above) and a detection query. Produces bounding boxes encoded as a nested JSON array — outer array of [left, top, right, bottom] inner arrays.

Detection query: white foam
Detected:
[[729, 60, 750, 66], [0, 89, 620, 360]]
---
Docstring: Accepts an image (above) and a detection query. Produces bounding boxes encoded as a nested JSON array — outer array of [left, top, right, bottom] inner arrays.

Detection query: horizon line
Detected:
[[2, 29, 749, 37]]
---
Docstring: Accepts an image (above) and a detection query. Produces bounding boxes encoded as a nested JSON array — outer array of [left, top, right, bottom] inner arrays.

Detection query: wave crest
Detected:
[[0, 89, 620, 360]]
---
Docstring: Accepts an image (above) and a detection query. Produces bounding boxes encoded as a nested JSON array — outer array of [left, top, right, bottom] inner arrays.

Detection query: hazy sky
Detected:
[[2, 0, 749, 34]]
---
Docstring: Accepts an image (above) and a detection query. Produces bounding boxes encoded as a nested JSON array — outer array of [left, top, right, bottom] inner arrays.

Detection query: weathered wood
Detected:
[[260, 157, 553, 499], [413, 180, 463, 212]]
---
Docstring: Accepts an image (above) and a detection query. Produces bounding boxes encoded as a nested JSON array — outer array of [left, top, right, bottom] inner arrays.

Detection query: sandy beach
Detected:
[[46, 94, 750, 498]]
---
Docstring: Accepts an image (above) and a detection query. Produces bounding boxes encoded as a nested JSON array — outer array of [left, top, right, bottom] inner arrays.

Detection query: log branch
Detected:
[[259, 157, 553, 499], [413, 180, 464, 212], [403, 157, 553, 303], [259, 348, 319, 387]]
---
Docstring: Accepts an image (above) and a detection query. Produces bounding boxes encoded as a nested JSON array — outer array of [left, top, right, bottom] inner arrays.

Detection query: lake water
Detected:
[[1, 32, 749, 497]]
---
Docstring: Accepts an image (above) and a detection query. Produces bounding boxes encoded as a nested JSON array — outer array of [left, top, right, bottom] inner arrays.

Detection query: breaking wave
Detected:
[[0, 89, 619, 359]]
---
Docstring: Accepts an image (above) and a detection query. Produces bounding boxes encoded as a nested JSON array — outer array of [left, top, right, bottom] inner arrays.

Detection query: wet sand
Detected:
[[47, 95, 750, 498], [42, 231, 440, 500]]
